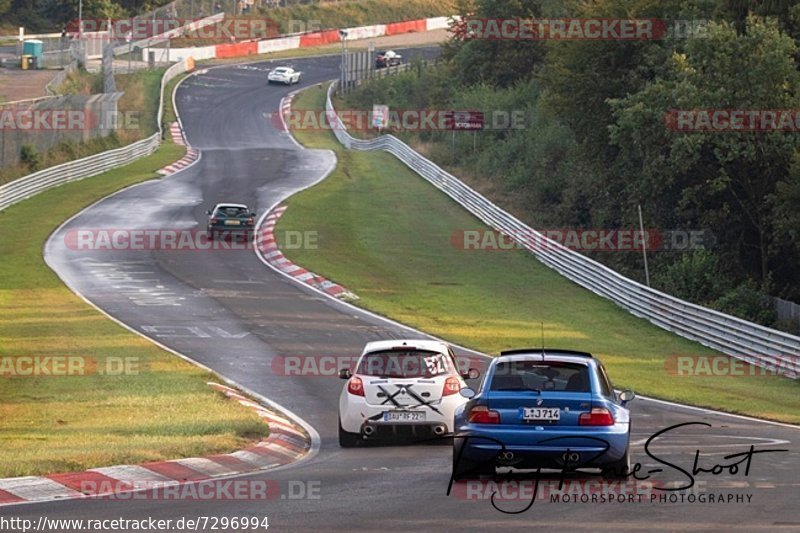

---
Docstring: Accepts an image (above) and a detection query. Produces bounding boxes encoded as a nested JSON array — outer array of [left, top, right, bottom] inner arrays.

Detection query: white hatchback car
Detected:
[[267, 66, 301, 85], [338, 339, 479, 447]]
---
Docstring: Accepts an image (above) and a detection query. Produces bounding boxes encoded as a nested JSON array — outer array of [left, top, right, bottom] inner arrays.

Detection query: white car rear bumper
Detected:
[[339, 392, 465, 435]]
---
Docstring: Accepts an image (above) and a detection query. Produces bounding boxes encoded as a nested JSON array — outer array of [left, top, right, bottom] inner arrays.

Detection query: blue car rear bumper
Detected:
[[455, 424, 629, 468]]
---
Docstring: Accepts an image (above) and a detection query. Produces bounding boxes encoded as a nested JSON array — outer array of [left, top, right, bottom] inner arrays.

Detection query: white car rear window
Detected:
[[357, 350, 452, 378]]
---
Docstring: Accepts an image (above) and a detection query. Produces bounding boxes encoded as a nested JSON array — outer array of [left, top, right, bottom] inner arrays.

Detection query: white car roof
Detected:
[[273, 67, 291, 72], [215, 203, 248, 209], [362, 339, 449, 355]]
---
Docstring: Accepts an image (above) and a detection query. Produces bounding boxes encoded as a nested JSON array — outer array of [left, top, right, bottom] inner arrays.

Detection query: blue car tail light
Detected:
[[467, 405, 500, 424], [578, 407, 614, 426]]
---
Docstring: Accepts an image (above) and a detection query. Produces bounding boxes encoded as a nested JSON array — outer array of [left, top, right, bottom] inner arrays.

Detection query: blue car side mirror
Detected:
[[619, 389, 635, 405]]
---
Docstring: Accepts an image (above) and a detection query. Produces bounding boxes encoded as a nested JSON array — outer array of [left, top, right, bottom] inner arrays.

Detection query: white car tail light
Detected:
[[347, 376, 365, 396], [442, 376, 460, 396]]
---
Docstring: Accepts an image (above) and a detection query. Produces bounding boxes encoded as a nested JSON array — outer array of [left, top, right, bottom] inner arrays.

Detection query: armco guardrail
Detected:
[[0, 57, 194, 212], [325, 81, 800, 378]]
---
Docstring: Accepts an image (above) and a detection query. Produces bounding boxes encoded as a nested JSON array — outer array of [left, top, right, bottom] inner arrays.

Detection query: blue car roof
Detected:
[[499, 348, 592, 358], [491, 352, 600, 370]]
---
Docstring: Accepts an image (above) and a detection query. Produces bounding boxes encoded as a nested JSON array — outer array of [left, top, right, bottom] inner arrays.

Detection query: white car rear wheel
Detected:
[[339, 418, 360, 448]]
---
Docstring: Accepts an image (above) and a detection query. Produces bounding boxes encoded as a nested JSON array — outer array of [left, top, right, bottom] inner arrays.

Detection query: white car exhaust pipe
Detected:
[[362, 425, 375, 436], [433, 425, 447, 436]]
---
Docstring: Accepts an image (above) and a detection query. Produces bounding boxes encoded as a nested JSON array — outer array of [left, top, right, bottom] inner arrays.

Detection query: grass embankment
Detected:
[[0, 68, 166, 187], [261, 0, 453, 32], [0, 73, 269, 478], [115, 68, 165, 143], [51, 69, 104, 96], [276, 83, 800, 424], [171, 0, 453, 47]]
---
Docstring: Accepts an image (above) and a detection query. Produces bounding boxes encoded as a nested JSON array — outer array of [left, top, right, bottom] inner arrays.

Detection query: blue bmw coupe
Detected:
[[452, 349, 635, 479]]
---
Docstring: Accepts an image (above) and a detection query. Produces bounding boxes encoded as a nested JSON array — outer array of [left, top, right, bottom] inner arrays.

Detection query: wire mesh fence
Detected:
[[339, 49, 421, 94], [774, 298, 800, 329]]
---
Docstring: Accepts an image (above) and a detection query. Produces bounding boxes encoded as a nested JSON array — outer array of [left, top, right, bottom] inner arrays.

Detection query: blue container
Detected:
[[22, 39, 43, 69]]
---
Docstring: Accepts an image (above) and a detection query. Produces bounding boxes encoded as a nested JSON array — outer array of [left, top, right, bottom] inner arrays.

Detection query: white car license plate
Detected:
[[383, 411, 426, 422], [522, 407, 560, 421]]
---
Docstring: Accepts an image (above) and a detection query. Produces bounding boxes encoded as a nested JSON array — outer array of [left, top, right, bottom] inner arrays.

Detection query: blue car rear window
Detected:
[[491, 361, 591, 392]]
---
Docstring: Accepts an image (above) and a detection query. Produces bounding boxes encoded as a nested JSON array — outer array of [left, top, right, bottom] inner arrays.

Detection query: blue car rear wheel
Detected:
[[601, 446, 630, 479], [452, 442, 495, 480]]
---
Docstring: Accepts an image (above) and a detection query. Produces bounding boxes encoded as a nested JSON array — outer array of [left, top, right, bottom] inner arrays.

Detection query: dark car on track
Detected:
[[206, 203, 256, 240], [452, 348, 635, 480]]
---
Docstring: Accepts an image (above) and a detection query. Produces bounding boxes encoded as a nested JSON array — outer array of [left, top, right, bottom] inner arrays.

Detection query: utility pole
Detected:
[[339, 29, 348, 92], [638, 204, 650, 287], [60, 27, 66, 68], [368, 41, 374, 79], [127, 31, 132, 73]]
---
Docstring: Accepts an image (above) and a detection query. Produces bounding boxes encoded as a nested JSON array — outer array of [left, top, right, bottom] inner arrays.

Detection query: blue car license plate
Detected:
[[522, 407, 560, 421]]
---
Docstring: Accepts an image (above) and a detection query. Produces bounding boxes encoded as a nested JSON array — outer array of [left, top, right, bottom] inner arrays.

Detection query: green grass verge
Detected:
[[276, 83, 800, 424], [161, 72, 185, 129], [0, 93, 268, 478], [116, 68, 165, 140], [50, 68, 103, 96]]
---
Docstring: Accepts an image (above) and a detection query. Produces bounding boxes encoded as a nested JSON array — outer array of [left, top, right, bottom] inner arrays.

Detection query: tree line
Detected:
[[0, 1, 179, 32]]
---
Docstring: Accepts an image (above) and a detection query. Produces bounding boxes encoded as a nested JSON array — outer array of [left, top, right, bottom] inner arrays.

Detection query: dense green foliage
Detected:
[[343, 0, 800, 329], [1, 0, 158, 31]]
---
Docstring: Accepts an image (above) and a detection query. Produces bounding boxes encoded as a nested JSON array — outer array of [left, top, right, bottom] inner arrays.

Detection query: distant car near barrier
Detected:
[[338, 339, 479, 447], [375, 50, 402, 69], [452, 348, 635, 480], [268, 66, 301, 85]]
